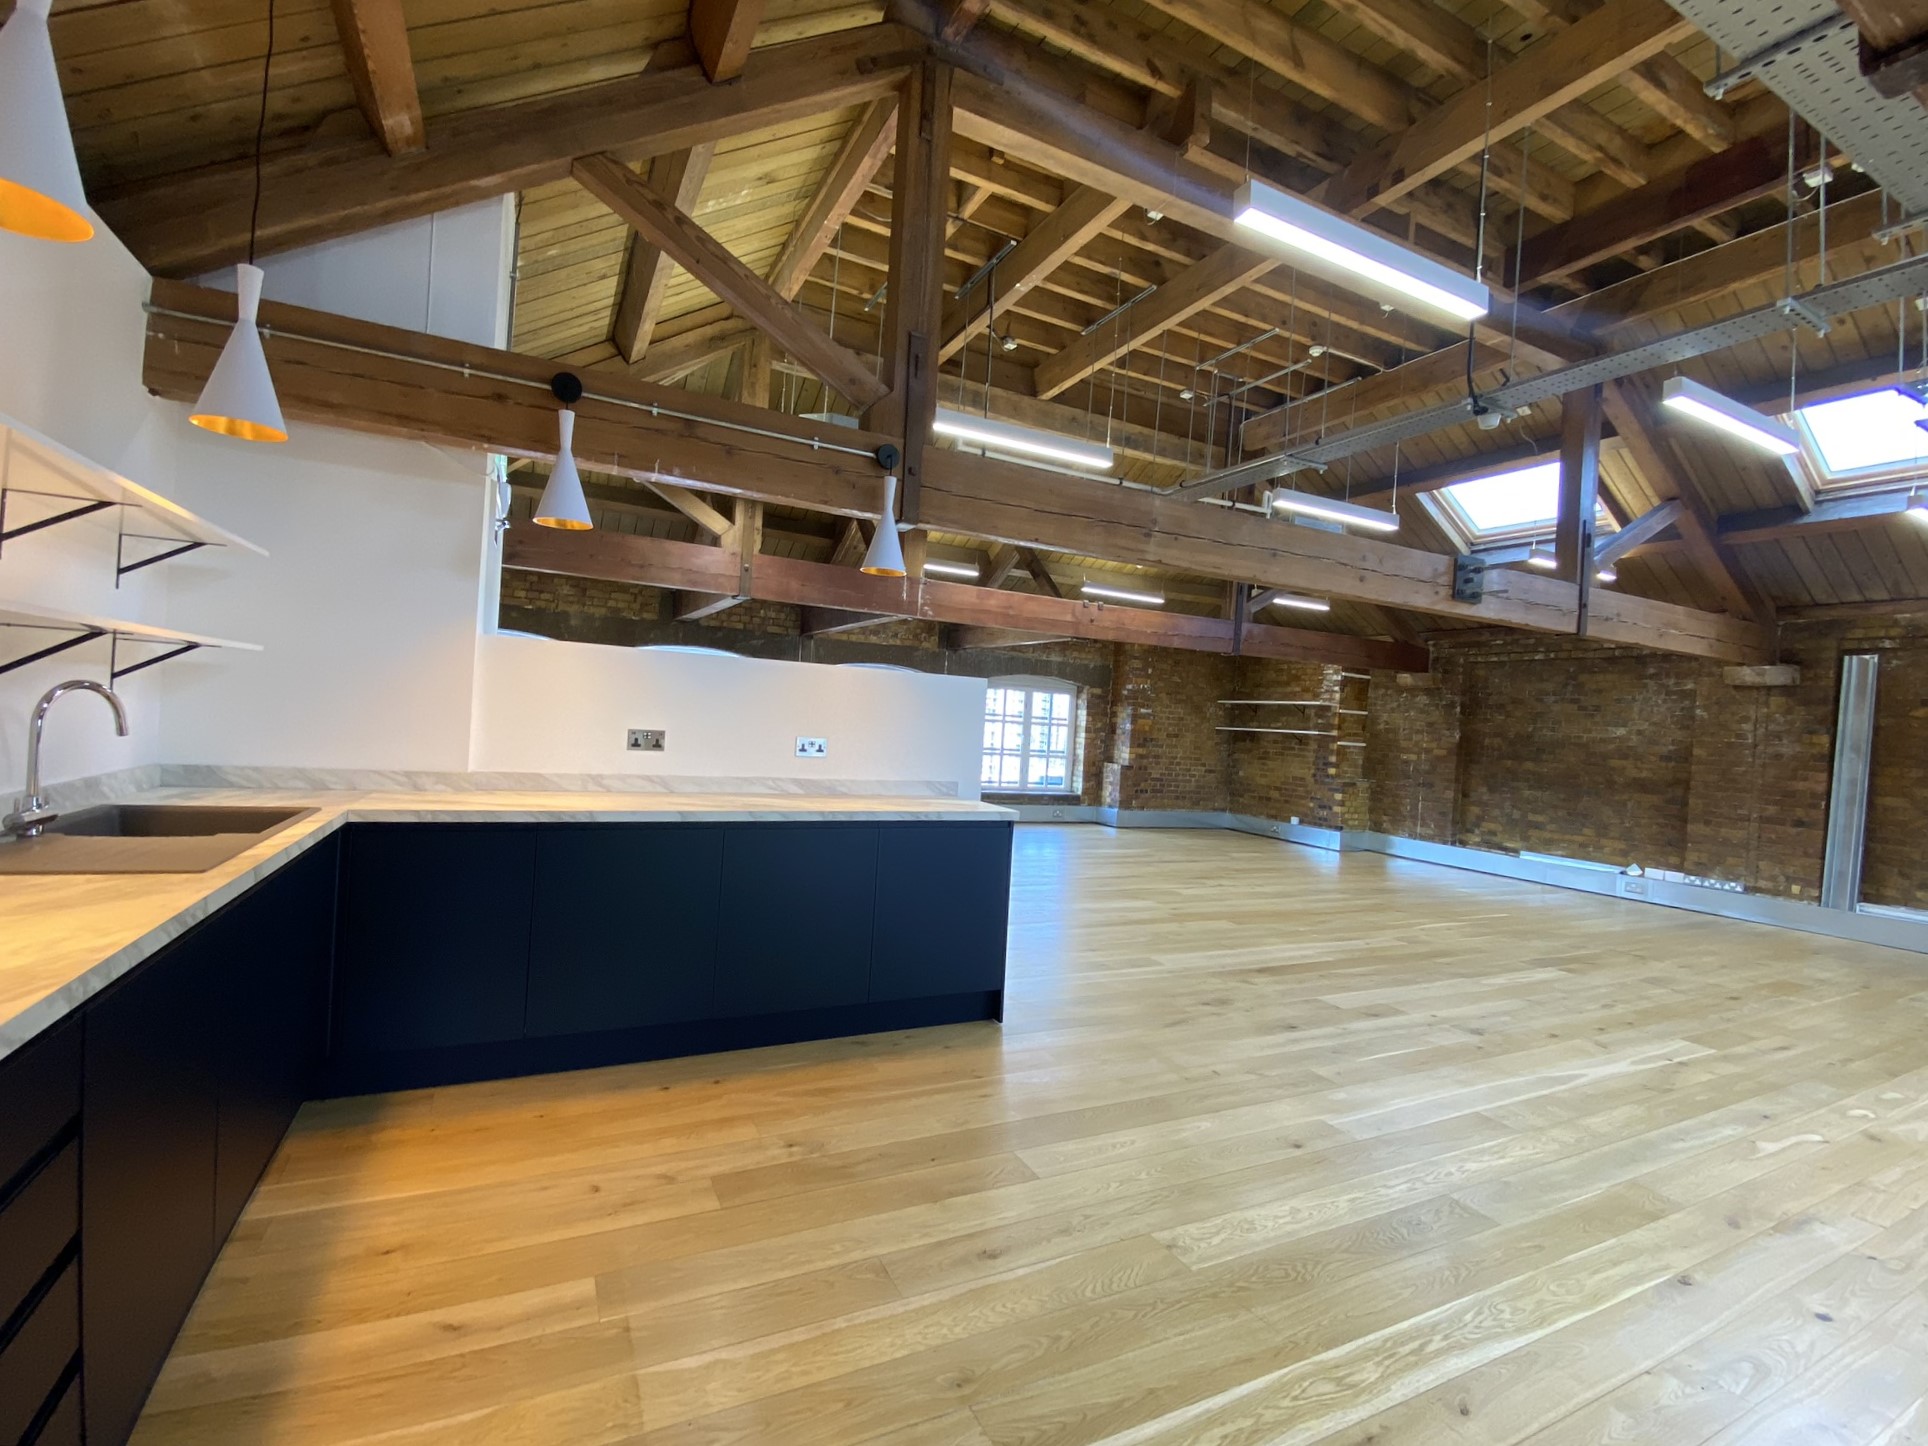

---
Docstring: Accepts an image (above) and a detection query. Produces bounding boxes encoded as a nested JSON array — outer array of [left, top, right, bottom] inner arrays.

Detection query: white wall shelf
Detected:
[[0, 413, 267, 577], [1216, 726, 1339, 736], [0, 599, 261, 681], [1216, 699, 1335, 706]]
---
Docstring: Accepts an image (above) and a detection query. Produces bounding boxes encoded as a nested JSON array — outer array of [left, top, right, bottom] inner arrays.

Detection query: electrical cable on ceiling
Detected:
[[247, 0, 275, 268]]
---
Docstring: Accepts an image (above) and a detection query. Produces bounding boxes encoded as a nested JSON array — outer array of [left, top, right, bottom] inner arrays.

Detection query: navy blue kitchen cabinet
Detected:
[[871, 823, 1011, 1005], [717, 824, 880, 1015], [333, 825, 537, 1055], [526, 825, 723, 1036]]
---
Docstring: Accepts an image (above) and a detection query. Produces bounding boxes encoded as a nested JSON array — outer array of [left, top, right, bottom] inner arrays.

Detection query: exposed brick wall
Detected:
[[1847, 617, 1928, 909], [1366, 674, 1461, 842], [1104, 646, 1233, 812], [500, 570, 661, 621], [1222, 658, 1362, 829]]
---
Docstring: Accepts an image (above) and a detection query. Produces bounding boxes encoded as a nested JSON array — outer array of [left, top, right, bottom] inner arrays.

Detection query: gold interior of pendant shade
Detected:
[[188, 412, 289, 444], [860, 563, 906, 577], [533, 514, 594, 531], [0, 179, 93, 242]]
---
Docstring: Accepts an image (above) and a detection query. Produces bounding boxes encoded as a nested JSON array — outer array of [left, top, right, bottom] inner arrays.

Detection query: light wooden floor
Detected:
[[136, 826, 1928, 1446]]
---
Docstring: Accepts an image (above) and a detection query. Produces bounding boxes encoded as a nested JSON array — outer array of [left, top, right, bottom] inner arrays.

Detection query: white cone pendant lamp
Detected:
[[0, 0, 93, 243], [861, 474, 907, 577], [189, 263, 288, 442], [534, 408, 592, 530]]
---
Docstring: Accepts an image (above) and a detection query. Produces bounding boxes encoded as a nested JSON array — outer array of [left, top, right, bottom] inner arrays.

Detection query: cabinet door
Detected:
[[527, 827, 722, 1036], [870, 824, 1012, 1000], [333, 826, 536, 1054], [717, 825, 878, 1015], [214, 834, 339, 1236], [83, 940, 221, 1446]]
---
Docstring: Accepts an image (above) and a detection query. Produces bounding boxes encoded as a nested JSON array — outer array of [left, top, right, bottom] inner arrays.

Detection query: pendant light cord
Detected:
[[248, 0, 277, 266]]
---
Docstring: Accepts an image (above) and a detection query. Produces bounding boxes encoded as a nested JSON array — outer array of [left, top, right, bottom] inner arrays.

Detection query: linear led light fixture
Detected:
[[1266, 592, 1331, 613], [922, 559, 982, 580], [1232, 178, 1490, 325], [1909, 489, 1928, 525], [1525, 545, 1557, 570], [933, 406, 1114, 471], [1082, 582, 1165, 606], [1660, 376, 1799, 456], [1266, 486, 1400, 534]]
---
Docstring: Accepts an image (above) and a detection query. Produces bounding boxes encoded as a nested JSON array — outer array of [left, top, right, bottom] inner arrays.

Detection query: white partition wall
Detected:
[[471, 635, 987, 797]]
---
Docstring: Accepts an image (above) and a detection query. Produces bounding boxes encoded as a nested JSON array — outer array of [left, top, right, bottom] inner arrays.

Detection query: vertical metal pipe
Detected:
[[1821, 653, 1880, 910]]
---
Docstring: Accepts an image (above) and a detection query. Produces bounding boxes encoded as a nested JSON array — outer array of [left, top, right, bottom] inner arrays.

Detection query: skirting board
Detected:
[[1059, 811, 1928, 957]]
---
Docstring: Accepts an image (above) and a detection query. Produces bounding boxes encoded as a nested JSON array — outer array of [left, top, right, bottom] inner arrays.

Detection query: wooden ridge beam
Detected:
[[503, 528, 1431, 670], [330, 0, 426, 154], [768, 97, 898, 301], [141, 283, 1766, 663], [98, 24, 918, 277], [689, 0, 766, 82], [1318, 0, 1692, 218], [612, 144, 717, 363], [574, 152, 886, 406]]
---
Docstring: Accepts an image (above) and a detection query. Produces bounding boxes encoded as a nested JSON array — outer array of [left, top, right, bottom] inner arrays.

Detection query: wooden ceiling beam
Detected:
[[688, 0, 767, 82], [767, 96, 898, 301], [98, 24, 916, 277], [573, 152, 886, 406], [1601, 379, 1774, 622], [142, 282, 1766, 663], [329, 0, 426, 155], [1594, 498, 1684, 568], [1032, 244, 1278, 397], [939, 185, 1132, 363], [1318, 0, 1693, 218], [504, 528, 1431, 670], [611, 144, 717, 364]]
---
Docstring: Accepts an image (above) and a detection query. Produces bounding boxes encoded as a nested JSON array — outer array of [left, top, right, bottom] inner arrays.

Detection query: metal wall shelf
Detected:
[[1216, 726, 1339, 736], [0, 600, 261, 680], [1216, 698, 1335, 706], [0, 413, 267, 577]]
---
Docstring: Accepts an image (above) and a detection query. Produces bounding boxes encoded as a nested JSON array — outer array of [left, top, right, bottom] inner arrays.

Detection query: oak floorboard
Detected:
[[133, 827, 1928, 1446]]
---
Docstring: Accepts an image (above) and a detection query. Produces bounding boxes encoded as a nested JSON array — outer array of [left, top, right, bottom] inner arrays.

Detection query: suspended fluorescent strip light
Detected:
[[1595, 564, 1618, 583], [1525, 545, 1557, 570], [923, 559, 982, 580], [1660, 376, 1799, 456], [1266, 486, 1400, 534], [1232, 178, 1490, 325], [933, 406, 1114, 471], [1909, 489, 1928, 526], [1266, 592, 1331, 613], [1082, 582, 1165, 606]]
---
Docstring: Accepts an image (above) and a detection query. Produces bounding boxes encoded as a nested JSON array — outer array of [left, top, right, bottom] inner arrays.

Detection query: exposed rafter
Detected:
[[767, 97, 898, 301], [688, 0, 767, 82], [611, 144, 717, 364], [330, 0, 426, 154]]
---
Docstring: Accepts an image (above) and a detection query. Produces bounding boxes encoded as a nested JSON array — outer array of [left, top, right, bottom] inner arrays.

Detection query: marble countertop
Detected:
[[0, 787, 1013, 1062]]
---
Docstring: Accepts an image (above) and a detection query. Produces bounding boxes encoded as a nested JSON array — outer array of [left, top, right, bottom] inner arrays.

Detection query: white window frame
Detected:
[[982, 678, 1078, 795], [1788, 387, 1928, 500], [1419, 456, 1621, 553]]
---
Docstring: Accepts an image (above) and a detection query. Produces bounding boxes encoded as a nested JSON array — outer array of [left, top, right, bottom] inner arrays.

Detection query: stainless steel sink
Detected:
[[0, 804, 316, 874]]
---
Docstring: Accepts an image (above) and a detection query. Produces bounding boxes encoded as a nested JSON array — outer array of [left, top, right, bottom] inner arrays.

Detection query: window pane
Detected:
[[1799, 389, 1928, 476], [981, 756, 999, 784]]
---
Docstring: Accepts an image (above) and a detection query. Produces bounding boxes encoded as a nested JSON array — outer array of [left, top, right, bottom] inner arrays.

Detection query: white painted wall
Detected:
[[470, 635, 987, 797], [0, 222, 172, 798]]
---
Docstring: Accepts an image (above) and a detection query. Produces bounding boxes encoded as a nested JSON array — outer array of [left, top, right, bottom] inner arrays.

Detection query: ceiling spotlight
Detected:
[[1595, 564, 1618, 583], [997, 331, 1019, 353], [1178, 386, 1196, 401], [1306, 344, 1327, 358], [1146, 207, 1164, 222]]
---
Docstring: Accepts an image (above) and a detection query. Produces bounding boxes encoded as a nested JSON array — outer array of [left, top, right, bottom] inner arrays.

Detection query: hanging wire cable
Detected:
[[247, 0, 276, 266]]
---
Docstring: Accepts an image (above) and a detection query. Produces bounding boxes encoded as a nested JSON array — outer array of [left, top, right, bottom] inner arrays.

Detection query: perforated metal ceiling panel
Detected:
[[1663, 0, 1928, 215]]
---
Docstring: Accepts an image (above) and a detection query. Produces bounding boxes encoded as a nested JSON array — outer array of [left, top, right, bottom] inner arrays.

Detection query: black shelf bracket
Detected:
[[0, 488, 117, 559], [109, 633, 204, 682], [0, 627, 108, 678], [116, 535, 208, 581]]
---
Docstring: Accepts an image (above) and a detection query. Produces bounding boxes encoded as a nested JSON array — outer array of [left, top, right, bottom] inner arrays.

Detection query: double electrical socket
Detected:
[[626, 729, 666, 752], [795, 737, 828, 758]]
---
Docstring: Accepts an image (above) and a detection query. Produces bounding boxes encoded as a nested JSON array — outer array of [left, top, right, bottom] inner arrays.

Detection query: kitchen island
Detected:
[[0, 787, 1012, 1446]]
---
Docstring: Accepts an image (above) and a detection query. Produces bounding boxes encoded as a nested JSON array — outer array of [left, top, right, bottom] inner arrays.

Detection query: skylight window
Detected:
[[1429, 459, 1617, 545], [1795, 388, 1928, 482]]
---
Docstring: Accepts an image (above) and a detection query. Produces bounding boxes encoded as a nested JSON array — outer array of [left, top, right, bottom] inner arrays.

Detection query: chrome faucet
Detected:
[[4, 681, 129, 839]]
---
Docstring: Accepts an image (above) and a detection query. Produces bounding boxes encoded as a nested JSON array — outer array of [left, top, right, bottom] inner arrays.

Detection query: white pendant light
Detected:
[[189, 263, 288, 442], [933, 406, 1113, 471], [0, 0, 92, 243], [190, 1, 287, 442], [861, 475, 906, 577], [1265, 485, 1401, 534], [534, 408, 591, 530], [1660, 376, 1799, 456], [1233, 178, 1489, 325]]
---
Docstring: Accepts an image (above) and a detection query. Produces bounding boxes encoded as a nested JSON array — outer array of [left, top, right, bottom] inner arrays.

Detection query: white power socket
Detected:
[[796, 736, 828, 758]]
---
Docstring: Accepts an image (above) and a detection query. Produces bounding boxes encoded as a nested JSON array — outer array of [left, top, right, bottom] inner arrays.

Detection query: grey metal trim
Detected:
[[1821, 652, 1880, 910]]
